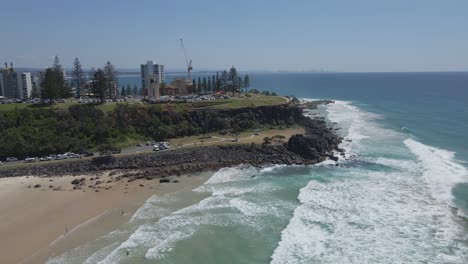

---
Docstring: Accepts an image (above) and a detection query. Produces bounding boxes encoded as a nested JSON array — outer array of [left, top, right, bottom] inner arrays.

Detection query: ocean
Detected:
[[51, 72, 468, 263]]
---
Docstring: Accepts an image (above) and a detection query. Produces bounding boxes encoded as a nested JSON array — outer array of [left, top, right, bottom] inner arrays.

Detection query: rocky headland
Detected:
[[0, 102, 342, 182]]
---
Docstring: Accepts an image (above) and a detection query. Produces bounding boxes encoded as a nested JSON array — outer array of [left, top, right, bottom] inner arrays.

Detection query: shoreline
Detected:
[[0, 102, 343, 263], [0, 171, 213, 264]]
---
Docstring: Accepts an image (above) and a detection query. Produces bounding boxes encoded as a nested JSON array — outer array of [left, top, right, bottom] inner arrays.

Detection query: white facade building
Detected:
[[0, 67, 32, 99], [141, 61, 165, 98]]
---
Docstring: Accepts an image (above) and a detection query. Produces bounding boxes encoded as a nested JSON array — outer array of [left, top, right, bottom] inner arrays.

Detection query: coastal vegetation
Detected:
[[0, 101, 301, 159], [190, 66, 250, 95]]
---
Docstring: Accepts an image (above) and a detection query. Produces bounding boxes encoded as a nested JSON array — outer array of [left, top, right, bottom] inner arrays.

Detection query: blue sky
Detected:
[[1, 0, 467, 72]]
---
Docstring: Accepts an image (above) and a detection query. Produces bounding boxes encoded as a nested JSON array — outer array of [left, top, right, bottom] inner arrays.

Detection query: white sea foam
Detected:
[[271, 168, 468, 264], [271, 101, 468, 264], [97, 165, 293, 263], [404, 138, 468, 207], [130, 193, 180, 221]]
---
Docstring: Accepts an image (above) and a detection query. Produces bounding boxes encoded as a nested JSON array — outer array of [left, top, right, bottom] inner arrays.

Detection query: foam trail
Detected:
[[404, 138, 468, 207], [271, 101, 468, 264]]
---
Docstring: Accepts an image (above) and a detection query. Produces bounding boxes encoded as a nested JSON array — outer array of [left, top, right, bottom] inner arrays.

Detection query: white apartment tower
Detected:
[[141, 61, 165, 98], [0, 65, 32, 99]]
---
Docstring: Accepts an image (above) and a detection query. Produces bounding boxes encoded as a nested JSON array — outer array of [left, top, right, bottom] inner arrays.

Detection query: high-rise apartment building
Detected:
[[141, 61, 165, 98], [0, 66, 32, 99]]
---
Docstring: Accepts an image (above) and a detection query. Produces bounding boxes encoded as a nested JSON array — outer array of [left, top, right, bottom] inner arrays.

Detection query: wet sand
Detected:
[[0, 171, 212, 264]]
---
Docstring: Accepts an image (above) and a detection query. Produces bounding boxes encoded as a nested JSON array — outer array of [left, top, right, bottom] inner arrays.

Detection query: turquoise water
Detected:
[[52, 73, 468, 263]]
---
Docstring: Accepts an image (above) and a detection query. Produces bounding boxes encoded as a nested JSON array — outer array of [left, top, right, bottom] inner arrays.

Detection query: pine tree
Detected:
[[53, 55, 62, 73], [237, 76, 243, 94], [220, 70, 228, 93], [197, 77, 202, 95], [243, 75, 250, 93], [192, 79, 197, 94], [72, 57, 85, 98], [216, 72, 220, 92], [202, 77, 207, 94], [207, 76, 212, 94], [133, 84, 138, 96], [121, 85, 126, 96], [41, 66, 69, 99], [31, 82, 40, 98], [126, 84, 132, 96], [92, 69, 107, 102], [103, 61, 118, 99], [211, 75, 216, 93], [228, 66, 238, 95]]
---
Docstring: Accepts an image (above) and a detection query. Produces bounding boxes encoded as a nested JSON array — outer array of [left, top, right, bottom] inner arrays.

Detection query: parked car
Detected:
[[152, 145, 160, 151], [6, 157, 18, 162], [56, 154, 68, 160], [39, 156, 50, 162], [24, 157, 38, 163], [77, 150, 94, 157], [0, 161, 3, 166]]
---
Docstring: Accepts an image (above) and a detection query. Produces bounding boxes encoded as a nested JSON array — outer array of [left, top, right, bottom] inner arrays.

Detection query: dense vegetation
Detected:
[[0, 103, 301, 159]]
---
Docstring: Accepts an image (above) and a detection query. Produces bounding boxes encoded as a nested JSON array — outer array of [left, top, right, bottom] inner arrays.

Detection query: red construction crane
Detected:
[[179, 38, 193, 82]]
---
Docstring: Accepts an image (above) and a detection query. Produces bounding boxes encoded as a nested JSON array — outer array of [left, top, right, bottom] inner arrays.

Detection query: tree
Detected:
[[243, 75, 250, 94], [212, 75, 216, 93], [103, 61, 118, 99], [121, 85, 126, 96], [41, 67, 69, 99], [31, 82, 40, 98], [202, 77, 207, 94], [220, 70, 228, 93], [133, 84, 138, 96], [207, 76, 212, 94], [126, 84, 132, 96], [91, 69, 107, 102], [88, 67, 96, 96], [197, 77, 202, 95], [228, 66, 238, 95], [216, 72, 220, 92], [237, 76, 243, 94], [53, 55, 62, 73], [72, 57, 85, 98], [192, 78, 197, 94]]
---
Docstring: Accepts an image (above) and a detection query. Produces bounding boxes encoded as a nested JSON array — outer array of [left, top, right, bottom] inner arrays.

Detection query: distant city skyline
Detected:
[[1, 0, 467, 72]]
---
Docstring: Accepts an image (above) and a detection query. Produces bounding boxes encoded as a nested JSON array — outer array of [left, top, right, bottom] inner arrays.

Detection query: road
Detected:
[[1, 134, 260, 169]]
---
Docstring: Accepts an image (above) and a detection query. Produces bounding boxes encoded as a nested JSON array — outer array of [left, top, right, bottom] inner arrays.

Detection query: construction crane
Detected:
[[179, 38, 193, 82]]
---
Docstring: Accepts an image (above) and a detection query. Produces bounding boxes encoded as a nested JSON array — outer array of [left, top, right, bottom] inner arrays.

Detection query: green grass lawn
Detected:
[[0, 103, 32, 112], [0, 94, 288, 114], [204, 95, 288, 109]]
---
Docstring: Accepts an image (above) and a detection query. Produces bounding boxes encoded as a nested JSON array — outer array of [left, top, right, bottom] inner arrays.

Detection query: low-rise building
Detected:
[[170, 77, 192, 95]]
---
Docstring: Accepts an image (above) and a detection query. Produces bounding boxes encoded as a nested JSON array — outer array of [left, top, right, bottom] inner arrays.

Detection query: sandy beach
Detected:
[[0, 171, 212, 264]]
